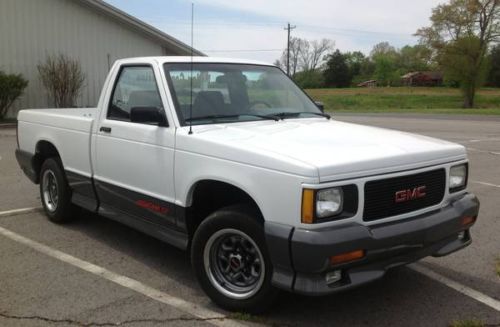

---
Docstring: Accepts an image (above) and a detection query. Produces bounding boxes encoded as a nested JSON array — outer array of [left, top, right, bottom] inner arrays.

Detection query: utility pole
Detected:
[[284, 22, 296, 76]]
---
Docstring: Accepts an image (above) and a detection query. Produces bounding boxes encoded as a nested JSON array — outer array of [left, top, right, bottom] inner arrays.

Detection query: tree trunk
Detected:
[[463, 85, 475, 108]]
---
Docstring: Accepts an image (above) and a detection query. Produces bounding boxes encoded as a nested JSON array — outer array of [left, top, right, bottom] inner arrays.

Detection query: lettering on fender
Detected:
[[395, 186, 427, 203], [135, 199, 170, 214]]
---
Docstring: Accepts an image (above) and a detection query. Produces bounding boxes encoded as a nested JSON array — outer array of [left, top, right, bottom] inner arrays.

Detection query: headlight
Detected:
[[316, 188, 343, 218], [301, 185, 358, 224], [449, 164, 468, 192]]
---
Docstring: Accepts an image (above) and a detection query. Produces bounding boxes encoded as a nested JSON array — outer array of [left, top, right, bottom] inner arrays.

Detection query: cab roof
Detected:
[[115, 56, 275, 67]]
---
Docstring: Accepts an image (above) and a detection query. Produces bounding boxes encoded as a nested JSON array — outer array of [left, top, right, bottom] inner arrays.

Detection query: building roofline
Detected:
[[78, 0, 205, 56]]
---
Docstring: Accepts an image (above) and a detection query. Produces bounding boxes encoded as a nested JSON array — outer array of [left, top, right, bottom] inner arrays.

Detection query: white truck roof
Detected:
[[116, 56, 275, 67]]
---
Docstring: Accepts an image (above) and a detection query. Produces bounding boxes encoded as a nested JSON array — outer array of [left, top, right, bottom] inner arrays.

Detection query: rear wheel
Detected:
[[191, 205, 279, 313], [39, 158, 78, 223]]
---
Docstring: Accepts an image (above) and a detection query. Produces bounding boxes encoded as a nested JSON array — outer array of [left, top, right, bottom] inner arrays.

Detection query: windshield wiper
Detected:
[[265, 112, 331, 120], [185, 114, 279, 122]]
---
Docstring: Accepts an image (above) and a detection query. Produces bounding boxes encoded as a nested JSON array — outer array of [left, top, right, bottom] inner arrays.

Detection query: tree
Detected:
[[38, 54, 86, 108], [487, 44, 500, 86], [374, 55, 399, 86], [277, 38, 334, 76], [345, 51, 366, 77], [369, 42, 400, 86], [398, 45, 433, 72], [357, 57, 377, 84], [324, 50, 352, 88], [299, 39, 334, 72], [370, 42, 398, 59], [0, 71, 28, 120], [289, 37, 305, 75], [278, 37, 306, 76], [416, 0, 500, 108], [294, 69, 325, 89]]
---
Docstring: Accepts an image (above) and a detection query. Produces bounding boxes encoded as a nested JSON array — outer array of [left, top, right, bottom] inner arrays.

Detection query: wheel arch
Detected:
[[33, 140, 62, 183], [184, 179, 265, 238]]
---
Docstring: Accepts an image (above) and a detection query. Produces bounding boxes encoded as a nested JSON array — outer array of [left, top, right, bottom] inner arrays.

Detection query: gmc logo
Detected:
[[395, 186, 427, 203]]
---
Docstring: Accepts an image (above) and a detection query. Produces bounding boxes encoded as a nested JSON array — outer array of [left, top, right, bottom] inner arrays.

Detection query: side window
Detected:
[[108, 66, 163, 122]]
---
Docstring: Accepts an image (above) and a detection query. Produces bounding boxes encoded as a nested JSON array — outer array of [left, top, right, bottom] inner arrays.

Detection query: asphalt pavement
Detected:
[[0, 114, 499, 326]]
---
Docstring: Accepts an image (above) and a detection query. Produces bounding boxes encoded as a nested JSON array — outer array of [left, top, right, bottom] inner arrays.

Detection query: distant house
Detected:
[[357, 80, 377, 88], [401, 71, 443, 86]]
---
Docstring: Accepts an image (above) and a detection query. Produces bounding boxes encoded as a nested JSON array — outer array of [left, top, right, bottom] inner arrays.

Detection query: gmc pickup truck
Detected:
[[16, 57, 479, 312]]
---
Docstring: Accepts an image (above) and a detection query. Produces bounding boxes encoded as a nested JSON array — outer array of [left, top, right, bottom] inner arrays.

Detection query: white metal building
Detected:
[[0, 0, 202, 115]]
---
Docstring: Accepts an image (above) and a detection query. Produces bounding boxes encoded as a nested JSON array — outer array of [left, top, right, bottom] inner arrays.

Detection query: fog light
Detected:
[[325, 270, 342, 285], [458, 231, 466, 240]]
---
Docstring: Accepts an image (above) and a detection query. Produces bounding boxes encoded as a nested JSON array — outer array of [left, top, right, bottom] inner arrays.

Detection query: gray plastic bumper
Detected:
[[265, 193, 480, 295]]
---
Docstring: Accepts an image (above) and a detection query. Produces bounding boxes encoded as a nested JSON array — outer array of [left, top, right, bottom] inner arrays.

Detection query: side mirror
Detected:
[[315, 101, 325, 112], [130, 107, 167, 126]]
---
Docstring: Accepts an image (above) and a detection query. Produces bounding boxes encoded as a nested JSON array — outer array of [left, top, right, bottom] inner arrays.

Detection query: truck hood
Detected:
[[181, 118, 466, 181]]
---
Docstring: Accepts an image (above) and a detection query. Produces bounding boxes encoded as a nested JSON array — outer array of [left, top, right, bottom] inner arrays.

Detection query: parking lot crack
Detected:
[[0, 311, 231, 326]]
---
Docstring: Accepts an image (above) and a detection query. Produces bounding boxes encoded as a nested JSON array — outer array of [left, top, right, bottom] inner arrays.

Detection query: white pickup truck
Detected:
[[16, 57, 479, 312]]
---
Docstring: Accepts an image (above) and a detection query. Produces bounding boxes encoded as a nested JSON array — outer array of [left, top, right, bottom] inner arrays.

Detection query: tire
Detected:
[[39, 158, 78, 223], [191, 205, 279, 313]]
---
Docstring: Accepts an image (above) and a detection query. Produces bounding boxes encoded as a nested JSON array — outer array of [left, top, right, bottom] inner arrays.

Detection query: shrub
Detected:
[[37, 54, 85, 108], [0, 71, 29, 120], [294, 70, 325, 89]]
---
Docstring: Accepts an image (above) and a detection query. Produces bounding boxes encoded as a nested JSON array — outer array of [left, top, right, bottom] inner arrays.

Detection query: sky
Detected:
[[106, 0, 446, 64]]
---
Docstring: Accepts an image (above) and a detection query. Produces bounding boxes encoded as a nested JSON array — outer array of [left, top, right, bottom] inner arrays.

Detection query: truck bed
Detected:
[[17, 108, 97, 178]]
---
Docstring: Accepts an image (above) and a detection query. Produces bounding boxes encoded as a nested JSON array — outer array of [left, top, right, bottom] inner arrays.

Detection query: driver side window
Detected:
[[108, 66, 163, 122]]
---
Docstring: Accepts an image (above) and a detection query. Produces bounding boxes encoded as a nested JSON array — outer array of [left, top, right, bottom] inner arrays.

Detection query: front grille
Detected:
[[363, 169, 446, 221]]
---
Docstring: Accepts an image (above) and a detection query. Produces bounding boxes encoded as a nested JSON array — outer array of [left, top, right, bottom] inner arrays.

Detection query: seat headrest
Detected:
[[193, 91, 225, 116]]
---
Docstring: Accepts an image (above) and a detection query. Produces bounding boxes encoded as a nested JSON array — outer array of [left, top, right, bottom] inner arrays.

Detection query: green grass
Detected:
[[305, 87, 500, 115], [450, 319, 485, 327]]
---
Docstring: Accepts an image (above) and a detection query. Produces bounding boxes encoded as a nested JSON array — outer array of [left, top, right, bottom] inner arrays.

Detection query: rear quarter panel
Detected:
[[17, 109, 95, 177]]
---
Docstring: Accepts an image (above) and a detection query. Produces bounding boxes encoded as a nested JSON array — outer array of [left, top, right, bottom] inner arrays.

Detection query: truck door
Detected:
[[93, 64, 178, 230]]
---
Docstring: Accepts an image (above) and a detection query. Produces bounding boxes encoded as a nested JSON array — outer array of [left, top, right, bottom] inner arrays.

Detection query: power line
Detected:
[[142, 17, 412, 37]]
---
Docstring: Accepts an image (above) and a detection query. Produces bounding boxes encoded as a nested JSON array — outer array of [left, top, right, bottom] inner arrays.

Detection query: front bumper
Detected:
[[265, 193, 480, 295]]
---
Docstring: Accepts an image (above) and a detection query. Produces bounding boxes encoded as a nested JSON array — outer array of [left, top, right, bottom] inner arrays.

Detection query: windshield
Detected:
[[164, 63, 322, 125]]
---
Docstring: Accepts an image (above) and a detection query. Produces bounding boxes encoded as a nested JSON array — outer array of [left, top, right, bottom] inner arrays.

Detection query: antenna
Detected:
[[188, 2, 194, 135]]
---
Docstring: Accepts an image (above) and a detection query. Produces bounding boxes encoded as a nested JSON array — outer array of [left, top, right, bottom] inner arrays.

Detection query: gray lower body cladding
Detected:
[[265, 193, 480, 295], [15, 149, 39, 183]]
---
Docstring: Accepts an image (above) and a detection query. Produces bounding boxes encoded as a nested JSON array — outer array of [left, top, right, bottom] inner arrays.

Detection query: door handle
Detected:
[[100, 126, 112, 133]]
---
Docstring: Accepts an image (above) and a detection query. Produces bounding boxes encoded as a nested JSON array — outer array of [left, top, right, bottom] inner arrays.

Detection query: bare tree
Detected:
[[278, 38, 333, 75], [38, 54, 86, 108], [299, 39, 335, 72], [290, 38, 305, 75], [279, 37, 305, 75]]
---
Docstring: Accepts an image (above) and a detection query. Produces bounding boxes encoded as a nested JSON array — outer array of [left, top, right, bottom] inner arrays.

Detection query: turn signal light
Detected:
[[301, 189, 315, 224], [461, 216, 476, 226], [330, 250, 365, 265]]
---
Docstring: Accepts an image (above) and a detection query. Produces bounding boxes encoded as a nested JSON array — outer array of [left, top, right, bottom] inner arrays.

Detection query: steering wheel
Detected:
[[246, 101, 272, 110]]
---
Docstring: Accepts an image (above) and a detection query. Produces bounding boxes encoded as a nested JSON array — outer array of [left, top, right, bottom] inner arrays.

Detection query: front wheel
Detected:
[[191, 205, 279, 313]]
